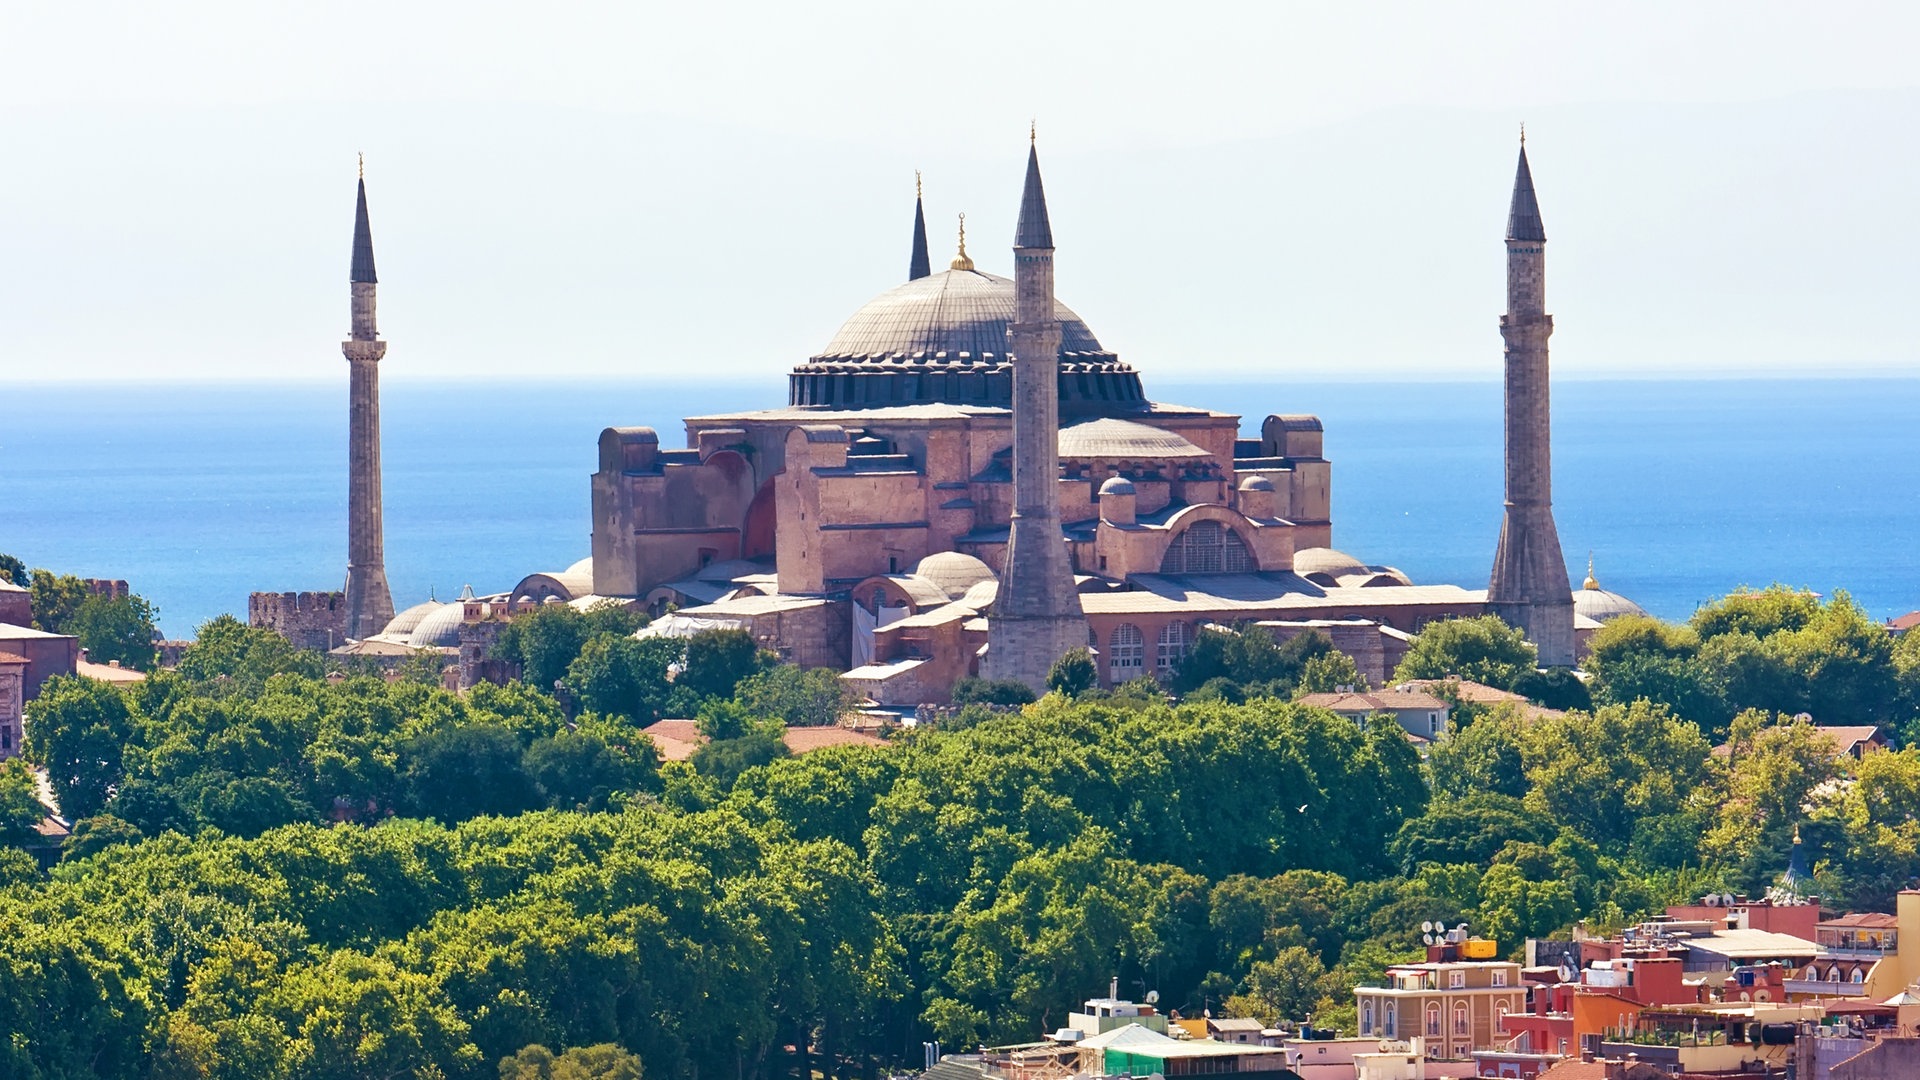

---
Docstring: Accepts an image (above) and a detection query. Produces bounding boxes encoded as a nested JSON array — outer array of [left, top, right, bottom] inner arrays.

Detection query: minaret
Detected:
[[342, 158, 396, 640], [1488, 135, 1574, 667], [984, 133, 1088, 691], [909, 171, 932, 281]]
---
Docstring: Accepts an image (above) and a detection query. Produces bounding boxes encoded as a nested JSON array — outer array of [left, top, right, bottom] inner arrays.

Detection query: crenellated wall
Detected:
[[249, 591, 350, 651]]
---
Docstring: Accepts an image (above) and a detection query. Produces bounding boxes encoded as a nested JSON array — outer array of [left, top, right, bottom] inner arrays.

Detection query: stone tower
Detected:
[[984, 137, 1089, 690], [1488, 138, 1574, 667], [908, 173, 932, 281], [342, 164, 396, 640]]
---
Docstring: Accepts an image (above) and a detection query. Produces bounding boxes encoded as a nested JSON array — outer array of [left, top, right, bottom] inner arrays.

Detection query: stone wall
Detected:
[[249, 591, 350, 651]]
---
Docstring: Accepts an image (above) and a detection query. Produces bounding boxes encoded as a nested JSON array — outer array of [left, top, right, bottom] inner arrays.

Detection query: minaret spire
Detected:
[[984, 132, 1088, 692], [342, 160, 395, 641], [908, 171, 932, 281], [1488, 136, 1573, 667]]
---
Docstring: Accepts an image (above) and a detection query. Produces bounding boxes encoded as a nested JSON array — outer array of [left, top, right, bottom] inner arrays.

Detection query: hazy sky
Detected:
[[2, 1, 1916, 382]]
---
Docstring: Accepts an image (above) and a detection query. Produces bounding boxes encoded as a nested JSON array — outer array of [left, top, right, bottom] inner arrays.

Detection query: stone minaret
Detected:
[[984, 136, 1088, 691], [1488, 137, 1574, 667], [342, 162, 396, 640], [909, 172, 932, 281]]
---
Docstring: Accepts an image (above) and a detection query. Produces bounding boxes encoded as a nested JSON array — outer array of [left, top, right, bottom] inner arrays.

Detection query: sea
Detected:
[[2, 377, 1916, 640]]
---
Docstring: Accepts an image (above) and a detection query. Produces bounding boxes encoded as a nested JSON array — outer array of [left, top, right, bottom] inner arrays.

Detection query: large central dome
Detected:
[[789, 267, 1146, 417], [816, 267, 1107, 357]]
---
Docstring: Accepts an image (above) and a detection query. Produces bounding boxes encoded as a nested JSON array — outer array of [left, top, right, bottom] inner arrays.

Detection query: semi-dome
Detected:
[[789, 268, 1146, 416], [1098, 475, 1137, 496], [913, 551, 996, 600]]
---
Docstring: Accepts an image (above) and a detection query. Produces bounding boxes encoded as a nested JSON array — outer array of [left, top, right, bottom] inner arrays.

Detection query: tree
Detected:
[[525, 728, 659, 811], [733, 664, 852, 727], [492, 605, 591, 692], [1173, 626, 1331, 696], [562, 635, 677, 722], [61, 814, 144, 861], [1701, 711, 1843, 866], [1392, 616, 1537, 688], [1047, 648, 1098, 698], [1388, 793, 1553, 876], [1427, 702, 1531, 801], [689, 731, 788, 788], [0, 760, 46, 848], [678, 629, 770, 702], [1298, 650, 1365, 694], [28, 570, 90, 634], [25, 674, 136, 819], [0, 554, 26, 587], [399, 724, 540, 822], [1225, 945, 1330, 1026], [499, 1043, 644, 1080], [67, 593, 159, 670], [175, 615, 324, 689], [1520, 700, 1712, 851], [949, 677, 1036, 707]]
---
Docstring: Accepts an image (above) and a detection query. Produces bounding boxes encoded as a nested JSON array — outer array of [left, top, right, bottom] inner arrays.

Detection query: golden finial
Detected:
[[1519, 122, 1526, 146], [1583, 552, 1598, 591], [916, 169, 922, 200], [950, 212, 974, 271], [358, 151, 364, 180], [1793, 824, 1802, 844], [1030, 119, 1036, 143]]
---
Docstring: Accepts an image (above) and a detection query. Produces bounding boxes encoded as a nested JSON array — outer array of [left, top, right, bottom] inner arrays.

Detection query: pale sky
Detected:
[[2, 1, 1917, 381]]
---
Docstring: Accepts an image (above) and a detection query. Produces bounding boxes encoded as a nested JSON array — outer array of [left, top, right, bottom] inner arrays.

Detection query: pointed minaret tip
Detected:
[[1507, 135, 1546, 243], [909, 171, 932, 281], [1015, 132, 1053, 249], [351, 161, 378, 284]]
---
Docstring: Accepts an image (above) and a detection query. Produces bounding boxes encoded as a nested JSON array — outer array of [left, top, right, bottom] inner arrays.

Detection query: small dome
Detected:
[[1575, 585, 1648, 622], [381, 600, 441, 639], [566, 557, 593, 577], [406, 603, 466, 648], [1239, 475, 1275, 492], [1292, 547, 1367, 576], [913, 551, 997, 600], [1099, 476, 1137, 496]]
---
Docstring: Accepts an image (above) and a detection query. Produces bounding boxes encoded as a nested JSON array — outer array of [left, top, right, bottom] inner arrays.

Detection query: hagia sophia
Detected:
[[255, 133, 1651, 706]]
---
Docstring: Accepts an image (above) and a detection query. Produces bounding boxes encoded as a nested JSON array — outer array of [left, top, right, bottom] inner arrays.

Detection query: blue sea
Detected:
[[2, 377, 1916, 640]]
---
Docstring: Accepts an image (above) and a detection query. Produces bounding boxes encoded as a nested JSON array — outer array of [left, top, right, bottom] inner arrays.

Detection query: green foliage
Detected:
[[1047, 647, 1099, 698], [524, 726, 660, 812], [63, 814, 143, 861], [678, 628, 772, 702], [949, 676, 1037, 707], [732, 663, 852, 727], [1388, 793, 1553, 876], [174, 615, 325, 690], [689, 731, 789, 787], [1392, 615, 1538, 687], [67, 592, 160, 670], [1520, 700, 1712, 851], [0, 760, 46, 848], [400, 724, 541, 822], [1298, 649, 1366, 694], [28, 570, 90, 633], [1224, 945, 1332, 1026], [1173, 625, 1333, 697], [500, 1043, 643, 1080], [0, 553, 26, 586], [1426, 703, 1531, 801], [26, 674, 137, 819], [561, 635, 678, 722]]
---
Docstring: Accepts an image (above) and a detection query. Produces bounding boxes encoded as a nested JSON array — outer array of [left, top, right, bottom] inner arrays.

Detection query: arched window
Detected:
[[1828, 966, 1843, 982], [1454, 1002, 1469, 1036], [1425, 1003, 1441, 1036], [1804, 964, 1820, 981], [1495, 1004, 1509, 1034], [1110, 624, 1145, 676], [1851, 966, 1867, 983], [1155, 622, 1190, 676], [1159, 519, 1256, 575], [1362, 1002, 1375, 1035]]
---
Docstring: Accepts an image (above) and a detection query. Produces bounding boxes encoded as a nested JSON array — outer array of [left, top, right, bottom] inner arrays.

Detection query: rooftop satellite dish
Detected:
[[1421, 921, 1434, 933], [1146, 990, 1160, 1004], [1704, 894, 1720, 907]]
